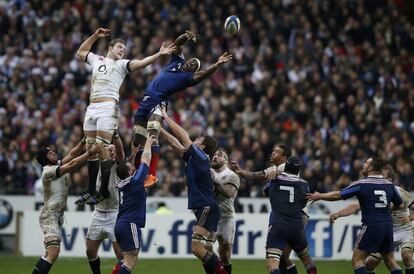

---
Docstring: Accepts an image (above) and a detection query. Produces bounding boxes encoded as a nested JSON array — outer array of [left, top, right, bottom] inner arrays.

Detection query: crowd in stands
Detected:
[[1, 0, 414, 197]]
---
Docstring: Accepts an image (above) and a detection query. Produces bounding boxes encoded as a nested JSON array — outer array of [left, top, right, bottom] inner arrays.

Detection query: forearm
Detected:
[[174, 33, 189, 47], [214, 183, 231, 198], [61, 151, 90, 175], [160, 128, 184, 155], [193, 63, 219, 83], [141, 142, 152, 165], [129, 52, 161, 71], [163, 116, 189, 147], [239, 169, 265, 181], [62, 141, 85, 164], [114, 137, 125, 162], [319, 191, 342, 201], [336, 204, 360, 217], [77, 34, 98, 58]]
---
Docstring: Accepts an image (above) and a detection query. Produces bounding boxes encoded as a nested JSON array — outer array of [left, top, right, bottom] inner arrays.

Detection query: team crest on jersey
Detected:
[[98, 56, 104, 61]]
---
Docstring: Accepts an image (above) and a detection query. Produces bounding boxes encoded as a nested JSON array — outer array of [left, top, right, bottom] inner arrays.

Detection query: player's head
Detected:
[[362, 157, 384, 176], [211, 148, 228, 170], [382, 165, 396, 182], [194, 135, 217, 158], [36, 147, 58, 166], [181, 58, 201, 72], [270, 144, 292, 166], [108, 38, 126, 60], [116, 161, 133, 180], [108, 144, 116, 160], [284, 156, 301, 175]]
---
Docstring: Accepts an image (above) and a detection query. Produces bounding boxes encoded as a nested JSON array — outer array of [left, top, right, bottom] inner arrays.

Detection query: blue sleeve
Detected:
[[170, 53, 185, 64], [131, 163, 150, 185], [392, 186, 403, 207], [340, 184, 361, 200], [186, 144, 209, 162], [263, 182, 271, 197]]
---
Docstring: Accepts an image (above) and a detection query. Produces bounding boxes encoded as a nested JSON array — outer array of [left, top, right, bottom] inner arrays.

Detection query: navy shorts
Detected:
[[133, 96, 167, 123], [266, 224, 308, 252], [355, 224, 394, 253], [114, 222, 142, 252], [194, 205, 221, 232]]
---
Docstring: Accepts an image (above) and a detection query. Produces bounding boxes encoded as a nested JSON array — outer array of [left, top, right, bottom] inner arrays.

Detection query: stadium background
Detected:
[[1, 0, 414, 273]]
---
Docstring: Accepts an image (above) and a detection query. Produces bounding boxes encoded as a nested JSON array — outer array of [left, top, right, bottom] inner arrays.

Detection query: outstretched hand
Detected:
[[229, 160, 241, 174], [94, 28, 111, 38], [217, 52, 233, 65], [306, 192, 321, 202], [185, 30, 196, 42], [147, 135, 158, 146], [159, 42, 176, 55]]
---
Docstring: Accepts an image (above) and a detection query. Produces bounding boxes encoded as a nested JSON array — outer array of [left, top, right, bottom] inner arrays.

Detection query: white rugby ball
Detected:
[[224, 15, 240, 35]]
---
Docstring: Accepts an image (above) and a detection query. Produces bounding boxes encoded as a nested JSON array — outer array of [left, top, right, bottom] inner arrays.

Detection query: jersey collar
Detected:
[[367, 175, 384, 178]]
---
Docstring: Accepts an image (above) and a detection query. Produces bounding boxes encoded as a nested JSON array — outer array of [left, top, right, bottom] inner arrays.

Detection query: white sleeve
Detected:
[[119, 59, 131, 74], [85, 52, 98, 67], [43, 165, 60, 180]]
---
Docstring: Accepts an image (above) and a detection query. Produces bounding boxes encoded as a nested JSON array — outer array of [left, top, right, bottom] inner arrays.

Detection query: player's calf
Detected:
[[297, 247, 317, 274]]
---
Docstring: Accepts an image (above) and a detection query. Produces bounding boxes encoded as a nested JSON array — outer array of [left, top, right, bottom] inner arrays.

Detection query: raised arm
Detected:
[[60, 145, 99, 176], [113, 131, 125, 162], [140, 135, 157, 166], [128, 42, 176, 72], [76, 28, 110, 61], [160, 128, 185, 156], [329, 203, 360, 223], [192, 52, 232, 85], [161, 108, 192, 149], [229, 160, 265, 181], [61, 138, 86, 164], [307, 191, 342, 202], [173, 30, 196, 54]]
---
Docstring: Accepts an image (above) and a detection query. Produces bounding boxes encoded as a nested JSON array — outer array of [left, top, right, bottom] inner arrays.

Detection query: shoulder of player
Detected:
[[275, 173, 307, 183]]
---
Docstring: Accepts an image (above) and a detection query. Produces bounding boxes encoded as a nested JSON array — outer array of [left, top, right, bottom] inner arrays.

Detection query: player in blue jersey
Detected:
[[265, 156, 317, 274], [307, 158, 404, 274], [160, 108, 228, 274], [112, 135, 156, 274], [132, 30, 232, 188]]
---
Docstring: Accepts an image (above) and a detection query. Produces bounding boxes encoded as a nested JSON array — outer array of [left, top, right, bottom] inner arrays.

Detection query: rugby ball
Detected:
[[224, 15, 240, 35]]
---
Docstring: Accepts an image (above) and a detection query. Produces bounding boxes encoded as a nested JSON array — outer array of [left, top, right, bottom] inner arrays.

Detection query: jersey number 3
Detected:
[[280, 186, 294, 203], [374, 190, 387, 208]]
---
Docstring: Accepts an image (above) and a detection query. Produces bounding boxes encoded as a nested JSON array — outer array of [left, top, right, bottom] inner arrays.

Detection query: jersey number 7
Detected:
[[280, 186, 294, 203]]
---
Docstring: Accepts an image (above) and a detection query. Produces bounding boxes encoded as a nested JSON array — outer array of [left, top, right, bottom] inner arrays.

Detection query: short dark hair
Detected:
[[108, 38, 126, 49], [284, 156, 301, 175], [36, 147, 51, 167], [202, 135, 217, 158], [370, 157, 385, 173], [382, 165, 395, 181], [278, 144, 292, 158], [116, 161, 130, 180]]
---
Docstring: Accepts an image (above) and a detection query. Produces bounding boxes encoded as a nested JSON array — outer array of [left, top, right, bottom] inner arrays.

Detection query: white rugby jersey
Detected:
[[86, 52, 130, 102], [41, 164, 70, 215], [213, 167, 240, 217], [392, 186, 412, 232], [95, 164, 119, 212]]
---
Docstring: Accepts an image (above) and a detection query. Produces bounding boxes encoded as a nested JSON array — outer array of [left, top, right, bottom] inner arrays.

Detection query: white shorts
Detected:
[[83, 101, 120, 132], [394, 227, 414, 250], [39, 212, 63, 240], [217, 216, 235, 245], [86, 210, 117, 242]]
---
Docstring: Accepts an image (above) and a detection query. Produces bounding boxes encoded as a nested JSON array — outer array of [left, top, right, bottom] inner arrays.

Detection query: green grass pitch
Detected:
[[1, 256, 395, 274]]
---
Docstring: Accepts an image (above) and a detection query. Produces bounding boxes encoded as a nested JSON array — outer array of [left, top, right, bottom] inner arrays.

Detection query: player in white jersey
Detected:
[[210, 148, 240, 274], [85, 133, 125, 274], [330, 165, 414, 274], [32, 140, 98, 274], [75, 28, 175, 205]]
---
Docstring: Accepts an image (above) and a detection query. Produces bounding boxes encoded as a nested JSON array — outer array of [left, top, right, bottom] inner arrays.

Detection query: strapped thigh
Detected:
[[266, 248, 282, 260], [45, 238, 61, 249], [192, 233, 208, 245]]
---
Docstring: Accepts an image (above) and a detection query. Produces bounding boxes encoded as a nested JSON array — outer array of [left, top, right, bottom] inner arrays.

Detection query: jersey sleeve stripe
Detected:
[[126, 60, 132, 72], [85, 51, 90, 62], [55, 166, 61, 178], [223, 182, 239, 191]]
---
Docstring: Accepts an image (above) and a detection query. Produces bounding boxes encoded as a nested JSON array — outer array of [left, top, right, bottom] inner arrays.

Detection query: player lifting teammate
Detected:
[[308, 158, 403, 274], [32, 140, 98, 274], [160, 108, 228, 274], [75, 28, 175, 205], [132, 30, 232, 187], [211, 149, 241, 274]]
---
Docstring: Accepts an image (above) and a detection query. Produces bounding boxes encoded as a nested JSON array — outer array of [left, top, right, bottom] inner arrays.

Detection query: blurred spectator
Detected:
[[1, 0, 414, 197]]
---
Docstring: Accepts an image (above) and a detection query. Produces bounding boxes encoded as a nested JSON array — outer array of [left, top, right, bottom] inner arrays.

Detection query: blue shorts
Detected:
[[133, 96, 167, 123], [114, 222, 142, 252], [355, 223, 394, 253], [266, 224, 308, 252], [194, 205, 221, 232]]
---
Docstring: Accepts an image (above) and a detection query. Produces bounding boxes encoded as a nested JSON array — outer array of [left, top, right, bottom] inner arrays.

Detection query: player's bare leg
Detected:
[[132, 121, 147, 166], [117, 250, 138, 274], [86, 239, 102, 274], [401, 247, 414, 274], [110, 241, 124, 274], [297, 246, 317, 274], [279, 245, 298, 274], [218, 240, 233, 274], [266, 247, 282, 273], [381, 252, 403, 274], [32, 237, 60, 274], [75, 131, 99, 205], [192, 225, 227, 274], [353, 248, 369, 274], [87, 130, 114, 204], [365, 253, 382, 274], [144, 113, 162, 187]]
